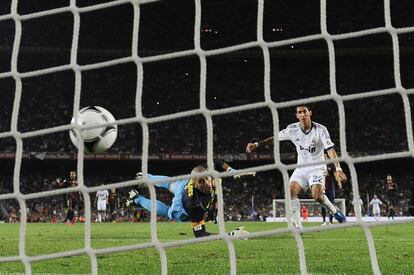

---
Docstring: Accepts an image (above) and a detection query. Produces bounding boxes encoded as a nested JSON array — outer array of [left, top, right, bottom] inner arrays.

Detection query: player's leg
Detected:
[[321, 206, 327, 225], [129, 192, 170, 219], [289, 170, 306, 229], [309, 170, 345, 223], [97, 201, 102, 222], [326, 191, 335, 224], [101, 203, 107, 222]]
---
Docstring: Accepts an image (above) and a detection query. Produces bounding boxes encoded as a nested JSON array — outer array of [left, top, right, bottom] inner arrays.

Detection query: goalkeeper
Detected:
[[126, 160, 253, 238]]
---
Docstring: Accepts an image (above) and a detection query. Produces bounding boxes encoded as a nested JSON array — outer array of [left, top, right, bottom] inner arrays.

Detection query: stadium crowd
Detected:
[[0, 163, 412, 223]]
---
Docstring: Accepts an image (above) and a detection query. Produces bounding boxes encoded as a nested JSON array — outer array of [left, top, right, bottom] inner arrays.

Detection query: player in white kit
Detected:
[[369, 194, 383, 220], [96, 189, 109, 223], [246, 106, 347, 229]]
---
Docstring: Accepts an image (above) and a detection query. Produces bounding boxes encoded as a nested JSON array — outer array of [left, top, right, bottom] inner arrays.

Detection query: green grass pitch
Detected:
[[0, 221, 413, 274]]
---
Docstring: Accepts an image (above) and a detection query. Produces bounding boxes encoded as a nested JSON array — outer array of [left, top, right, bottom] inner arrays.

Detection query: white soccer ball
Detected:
[[69, 106, 117, 153]]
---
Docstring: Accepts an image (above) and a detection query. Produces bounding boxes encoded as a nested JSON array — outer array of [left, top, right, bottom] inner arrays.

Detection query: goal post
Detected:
[[272, 198, 346, 220]]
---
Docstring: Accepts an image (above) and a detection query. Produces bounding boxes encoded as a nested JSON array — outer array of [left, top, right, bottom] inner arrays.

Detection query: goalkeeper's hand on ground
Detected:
[[228, 227, 250, 240]]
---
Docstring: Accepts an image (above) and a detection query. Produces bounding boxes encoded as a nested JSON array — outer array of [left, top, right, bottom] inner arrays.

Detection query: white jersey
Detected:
[[96, 190, 109, 201], [370, 198, 382, 208], [279, 122, 334, 169]]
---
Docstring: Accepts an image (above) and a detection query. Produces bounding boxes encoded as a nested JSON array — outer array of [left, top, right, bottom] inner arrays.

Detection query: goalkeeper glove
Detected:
[[228, 168, 256, 180], [228, 227, 250, 240], [136, 172, 143, 180]]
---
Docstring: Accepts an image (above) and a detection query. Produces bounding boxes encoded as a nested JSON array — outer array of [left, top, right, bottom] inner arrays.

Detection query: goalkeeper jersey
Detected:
[[279, 122, 334, 169], [182, 178, 222, 237]]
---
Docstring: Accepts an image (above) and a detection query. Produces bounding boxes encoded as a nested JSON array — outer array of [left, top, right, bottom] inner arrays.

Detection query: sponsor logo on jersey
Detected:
[[299, 145, 316, 153]]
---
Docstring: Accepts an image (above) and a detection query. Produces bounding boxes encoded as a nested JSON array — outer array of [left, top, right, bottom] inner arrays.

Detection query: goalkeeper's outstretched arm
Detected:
[[202, 159, 237, 172]]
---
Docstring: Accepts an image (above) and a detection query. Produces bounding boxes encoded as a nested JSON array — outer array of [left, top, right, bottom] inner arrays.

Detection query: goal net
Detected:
[[0, 0, 414, 274], [272, 199, 346, 220]]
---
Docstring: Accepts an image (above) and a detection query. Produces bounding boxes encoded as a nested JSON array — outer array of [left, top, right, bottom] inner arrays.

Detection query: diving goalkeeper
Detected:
[[126, 160, 253, 238]]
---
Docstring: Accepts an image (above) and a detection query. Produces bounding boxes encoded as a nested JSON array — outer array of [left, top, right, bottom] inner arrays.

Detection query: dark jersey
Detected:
[[58, 178, 78, 188], [385, 181, 398, 194], [58, 177, 78, 208], [182, 178, 220, 237], [62, 178, 82, 209], [189, 159, 230, 236], [385, 180, 398, 206], [324, 164, 336, 202], [109, 191, 117, 206]]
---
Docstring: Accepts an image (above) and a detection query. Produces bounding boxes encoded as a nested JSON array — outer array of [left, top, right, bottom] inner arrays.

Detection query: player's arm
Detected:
[[246, 125, 293, 153], [246, 136, 274, 153], [201, 159, 255, 179], [188, 208, 214, 238], [136, 172, 175, 186], [326, 148, 347, 184], [184, 196, 215, 238], [215, 159, 256, 179], [191, 219, 213, 238], [201, 159, 233, 172]]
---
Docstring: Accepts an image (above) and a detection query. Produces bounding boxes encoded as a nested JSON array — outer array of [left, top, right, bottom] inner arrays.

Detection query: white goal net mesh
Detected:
[[0, 0, 413, 274]]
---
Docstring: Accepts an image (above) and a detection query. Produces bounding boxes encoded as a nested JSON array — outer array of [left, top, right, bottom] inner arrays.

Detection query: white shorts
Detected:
[[372, 207, 380, 215], [290, 167, 326, 191], [97, 200, 107, 211]]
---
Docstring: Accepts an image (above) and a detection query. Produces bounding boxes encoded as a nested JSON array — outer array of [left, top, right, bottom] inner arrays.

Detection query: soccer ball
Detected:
[[69, 106, 117, 153]]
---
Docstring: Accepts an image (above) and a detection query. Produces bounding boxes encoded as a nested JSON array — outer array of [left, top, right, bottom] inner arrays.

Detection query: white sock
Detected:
[[98, 213, 101, 222], [320, 194, 338, 214], [291, 198, 303, 229]]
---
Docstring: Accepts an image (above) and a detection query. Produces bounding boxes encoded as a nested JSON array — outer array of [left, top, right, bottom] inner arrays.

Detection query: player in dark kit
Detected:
[[126, 160, 253, 238], [57, 171, 83, 219], [56, 171, 79, 208], [108, 188, 119, 221], [321, 163, 341, 225], [384, 174, 398, 207]]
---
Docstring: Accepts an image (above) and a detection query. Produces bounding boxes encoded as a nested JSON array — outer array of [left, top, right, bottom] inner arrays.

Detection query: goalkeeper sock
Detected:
[[290, 198, 303, 229], [320, 194, 338, 214]]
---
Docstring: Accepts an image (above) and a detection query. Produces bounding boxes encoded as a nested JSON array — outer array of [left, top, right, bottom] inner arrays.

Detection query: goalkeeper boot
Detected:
[[126, 189, 139, 207], [333, 209, 346, 223]]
